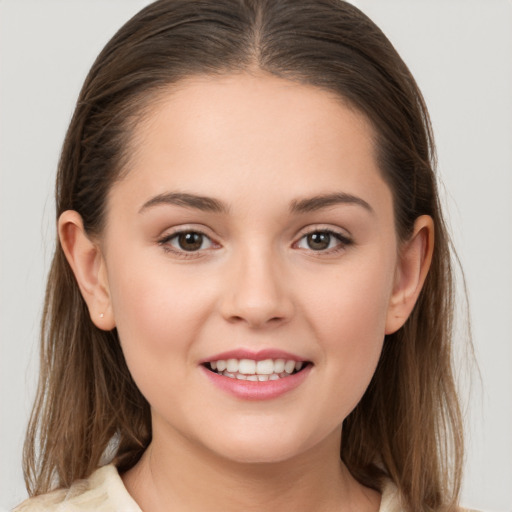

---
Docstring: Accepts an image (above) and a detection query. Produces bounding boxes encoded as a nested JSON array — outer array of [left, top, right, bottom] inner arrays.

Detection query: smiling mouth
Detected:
[[203, 358, 310, 381]]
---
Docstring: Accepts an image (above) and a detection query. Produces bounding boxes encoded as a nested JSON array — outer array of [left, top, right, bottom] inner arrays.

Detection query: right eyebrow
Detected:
[[138, 192, 229, 214]]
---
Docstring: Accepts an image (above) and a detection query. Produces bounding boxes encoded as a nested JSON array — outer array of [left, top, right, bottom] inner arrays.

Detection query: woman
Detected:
[[17, 0, 475, 510]]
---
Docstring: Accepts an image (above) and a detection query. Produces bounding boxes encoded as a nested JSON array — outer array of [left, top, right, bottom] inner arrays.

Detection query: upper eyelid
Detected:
[[295, 225, 352, 240], [157, 224, 216, 241]]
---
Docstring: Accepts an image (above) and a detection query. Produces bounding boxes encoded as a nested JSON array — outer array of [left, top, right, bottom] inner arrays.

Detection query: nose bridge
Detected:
[[220, 239, 293, 327]]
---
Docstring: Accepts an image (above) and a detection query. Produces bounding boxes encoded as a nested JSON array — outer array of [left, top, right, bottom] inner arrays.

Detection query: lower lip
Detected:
[[200, 365, 312, 401]]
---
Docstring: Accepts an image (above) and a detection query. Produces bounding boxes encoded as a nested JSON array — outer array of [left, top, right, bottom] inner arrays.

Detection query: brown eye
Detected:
[[176, 232, 204, 251], [306, 232, 332, 250], [163, 231, 213, 252], [296, 230, 351, 252]]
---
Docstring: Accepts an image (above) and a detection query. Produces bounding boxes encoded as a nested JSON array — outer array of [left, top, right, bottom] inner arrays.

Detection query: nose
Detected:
[[219, 245, 294, 329]]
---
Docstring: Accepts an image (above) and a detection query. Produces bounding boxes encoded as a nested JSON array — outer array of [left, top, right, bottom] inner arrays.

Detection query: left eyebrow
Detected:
[[289, 192, 374, 215]]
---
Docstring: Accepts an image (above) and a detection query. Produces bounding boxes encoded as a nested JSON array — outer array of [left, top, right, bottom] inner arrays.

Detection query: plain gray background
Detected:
[[1, 1, 511, 510]]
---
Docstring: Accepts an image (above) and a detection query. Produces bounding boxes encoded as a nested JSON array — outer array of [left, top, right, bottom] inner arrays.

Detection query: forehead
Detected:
[[112, 72, 391, 217]]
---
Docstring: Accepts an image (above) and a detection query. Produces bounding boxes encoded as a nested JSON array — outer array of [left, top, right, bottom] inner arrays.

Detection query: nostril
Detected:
[[226, 313, 289, 329]]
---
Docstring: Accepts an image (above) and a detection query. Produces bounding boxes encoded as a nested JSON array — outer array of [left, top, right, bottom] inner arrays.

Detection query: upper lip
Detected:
[[199, 348, 309, 364]]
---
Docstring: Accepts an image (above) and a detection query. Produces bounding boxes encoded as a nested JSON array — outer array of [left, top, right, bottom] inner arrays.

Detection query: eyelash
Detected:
[[158, 229, 216, 259], [157, 228, 353, 258], [294, 229, 353, 254]]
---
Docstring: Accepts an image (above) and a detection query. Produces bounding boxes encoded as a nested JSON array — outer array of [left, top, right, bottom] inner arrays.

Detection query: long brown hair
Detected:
[[24, 1, 467, 510]]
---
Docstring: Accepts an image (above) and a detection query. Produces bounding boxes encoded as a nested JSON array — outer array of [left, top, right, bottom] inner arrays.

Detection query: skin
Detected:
[[59, 71, 433, 512]]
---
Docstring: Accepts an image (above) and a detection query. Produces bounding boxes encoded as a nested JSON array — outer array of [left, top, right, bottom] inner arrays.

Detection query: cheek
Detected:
[[301, 252, 395, 407], [105, 254, 215, 387], [306, 252, 394, 339], [110, 255, 200, 337]]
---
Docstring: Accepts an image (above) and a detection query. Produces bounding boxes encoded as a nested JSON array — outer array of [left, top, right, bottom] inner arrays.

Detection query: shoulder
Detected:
[[379, 480, 482, 512], [13, 465, 141, 512], [379, 480, 402, 512]]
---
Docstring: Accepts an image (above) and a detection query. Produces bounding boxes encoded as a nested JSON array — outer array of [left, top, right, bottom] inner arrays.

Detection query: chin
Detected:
[[215, 446, 304, 465], [202, 427, 320, 466]]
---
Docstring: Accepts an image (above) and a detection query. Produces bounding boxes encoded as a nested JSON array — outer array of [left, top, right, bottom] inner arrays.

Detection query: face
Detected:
[[100, 72, 400, 464]]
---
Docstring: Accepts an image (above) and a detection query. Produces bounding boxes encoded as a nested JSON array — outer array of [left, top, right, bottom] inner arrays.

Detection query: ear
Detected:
[[58, 210, 116, 330], [385, 215, 434, 335]]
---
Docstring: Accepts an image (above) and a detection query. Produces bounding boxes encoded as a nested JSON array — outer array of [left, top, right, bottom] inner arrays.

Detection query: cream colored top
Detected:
[[13, 464, 474, 512]]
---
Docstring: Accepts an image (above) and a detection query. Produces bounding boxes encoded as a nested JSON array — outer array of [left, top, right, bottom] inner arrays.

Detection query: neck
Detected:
[[122, 424, 380, 512]]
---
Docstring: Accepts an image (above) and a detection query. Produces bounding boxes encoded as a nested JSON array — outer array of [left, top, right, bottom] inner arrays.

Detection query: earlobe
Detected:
[[385, 215, 434, 335], [58, 210, 116, 330]]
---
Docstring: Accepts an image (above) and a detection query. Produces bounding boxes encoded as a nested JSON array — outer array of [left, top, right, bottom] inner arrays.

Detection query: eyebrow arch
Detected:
[[139, 192, 228, 214], [289, 192, 374, 215]]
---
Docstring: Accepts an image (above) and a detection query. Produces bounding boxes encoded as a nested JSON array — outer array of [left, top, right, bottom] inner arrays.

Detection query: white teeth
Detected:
[[226, 359, 238, 372], [238, 359, 256, 374], [274, 359, 285, 373], [284, 360, 296, 374], [208, 357, 308, 380], [256, 359, 274, 375]]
